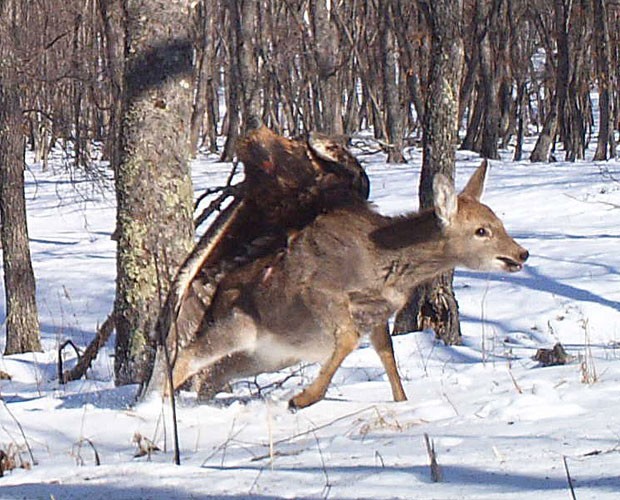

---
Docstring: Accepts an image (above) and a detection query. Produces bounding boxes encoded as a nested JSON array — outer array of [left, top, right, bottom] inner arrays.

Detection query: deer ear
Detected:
[[433, 173, 457, 227], [460, 160, 488, 201]]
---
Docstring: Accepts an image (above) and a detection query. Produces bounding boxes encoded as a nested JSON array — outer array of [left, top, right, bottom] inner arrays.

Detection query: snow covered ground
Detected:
[[1, 144, 620, 499]]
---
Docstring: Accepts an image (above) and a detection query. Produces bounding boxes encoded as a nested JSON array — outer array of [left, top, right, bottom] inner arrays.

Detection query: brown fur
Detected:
[[146, 162, 528, 409]]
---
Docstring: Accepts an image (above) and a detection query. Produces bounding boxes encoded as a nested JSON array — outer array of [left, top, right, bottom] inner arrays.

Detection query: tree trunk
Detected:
[[0, 82, 41, 355], [220, 3, 242, 161], [381, 2, 405, 163], [189, 0, 214, 157], [99, 0, 125, 173], [394, 0, 464, 345], [513, 80, 526, 161], [531, 1, 572, 163], [593, 0, 615, 160], [114, 0, 195, 385], [235, 0, 262, 129], [476, 0, 500, 160], [530, 95, 558, 162], [312, 0, 343, 134]]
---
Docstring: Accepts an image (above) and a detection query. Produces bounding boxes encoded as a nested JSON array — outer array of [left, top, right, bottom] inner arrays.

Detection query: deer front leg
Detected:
[[348, 290, 407, 402], [369, 323, 407, 402], [288, 326, 359, 410]]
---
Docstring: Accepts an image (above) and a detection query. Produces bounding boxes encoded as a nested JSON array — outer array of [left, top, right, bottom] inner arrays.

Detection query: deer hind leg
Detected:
[[194, 352, 261, 400], [288, 326, 359, 410], [167, 308, 258, 395], [370, 323, 407, 402]]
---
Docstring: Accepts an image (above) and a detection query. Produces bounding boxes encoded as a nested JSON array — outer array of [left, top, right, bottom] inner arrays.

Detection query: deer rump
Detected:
[[144, 126, 372, 402]]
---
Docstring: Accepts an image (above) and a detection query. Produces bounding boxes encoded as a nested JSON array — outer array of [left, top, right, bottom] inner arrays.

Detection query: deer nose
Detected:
[[519, 249, 529, 262]]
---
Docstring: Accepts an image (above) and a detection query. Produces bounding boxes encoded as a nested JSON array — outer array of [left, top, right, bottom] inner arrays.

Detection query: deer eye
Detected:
[[475, 227, 490, 237]]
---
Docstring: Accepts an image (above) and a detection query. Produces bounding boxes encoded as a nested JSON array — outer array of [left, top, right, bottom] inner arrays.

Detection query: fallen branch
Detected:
[[61, 313, 115, 383]]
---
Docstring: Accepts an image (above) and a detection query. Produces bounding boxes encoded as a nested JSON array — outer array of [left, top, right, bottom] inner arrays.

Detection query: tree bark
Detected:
[[394, 0, 464, 345], [235, 0, 262, 129], [476, 0, 500, 160], [0, 81, 41, 354], [530, 95, 558, 162], [220, 2, 242, 161], [190, 0, 216, 156], [593, 0, 615, 160], [99, 0, 125, 173], [114, 0, 195, 385], [312, 0, 343, 134], [381, 2, 405, 163]]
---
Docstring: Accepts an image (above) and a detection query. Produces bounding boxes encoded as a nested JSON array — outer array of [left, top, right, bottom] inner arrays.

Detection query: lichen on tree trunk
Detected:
[[114, 0, 195, 385]]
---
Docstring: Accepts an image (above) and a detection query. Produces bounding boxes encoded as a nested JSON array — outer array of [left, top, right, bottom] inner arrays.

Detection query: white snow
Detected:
[[1, 144, 620, 499]]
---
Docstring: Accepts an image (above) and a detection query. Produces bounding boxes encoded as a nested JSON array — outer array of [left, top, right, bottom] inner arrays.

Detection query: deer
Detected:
[[145, 161, 528, 409]]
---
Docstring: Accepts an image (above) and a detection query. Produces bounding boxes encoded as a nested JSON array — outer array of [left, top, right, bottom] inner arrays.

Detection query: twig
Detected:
[[311, 430, 332, 499], [162, 329, 181, 466], [266, 401, 275, 471], [248, 465, 265, 496], [194, 184, 241, 228], [273, 405, 377, 446], [200, 416, 245, 465], [0, 399, 36, 466], [563, 192, 620, 210], [155, 251, 181, 466], [508, 361, 523, 394], [73, 438, 101, 466], [250, 449, 303, 462], [563, 455, 577, 500], [58, 339, 81, 382], [193, 153, 241, 211], [424, 433, 443, 483], [236, 364, 309, 397], [194, 185, 231, 210]]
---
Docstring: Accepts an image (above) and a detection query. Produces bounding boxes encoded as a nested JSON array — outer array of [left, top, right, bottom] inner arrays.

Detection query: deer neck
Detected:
[[370, 209, 457, 305]]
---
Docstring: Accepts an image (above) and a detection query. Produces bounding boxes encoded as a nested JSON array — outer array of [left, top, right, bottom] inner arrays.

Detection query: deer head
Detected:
[[433, 161, 529, 273]]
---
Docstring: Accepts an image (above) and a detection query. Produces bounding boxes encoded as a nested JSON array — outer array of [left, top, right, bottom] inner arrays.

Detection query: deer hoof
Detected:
[[287, 398, 300, 413]]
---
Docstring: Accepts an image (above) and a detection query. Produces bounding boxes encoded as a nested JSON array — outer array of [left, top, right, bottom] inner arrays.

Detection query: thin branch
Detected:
[[194, 184, 242, 229], [58, 339, 81, 382], [61, 314, 115, 383], [424, 433, 443, 482], [155, 251, 181, 466], [74, 438, 101, 466], [0, 400, 36, 467], [273, 406, 377, 446], [563, 455, 577, 500]]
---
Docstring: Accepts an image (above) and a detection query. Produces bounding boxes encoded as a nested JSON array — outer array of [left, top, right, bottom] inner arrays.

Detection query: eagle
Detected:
[[146, 125, 370, 396]]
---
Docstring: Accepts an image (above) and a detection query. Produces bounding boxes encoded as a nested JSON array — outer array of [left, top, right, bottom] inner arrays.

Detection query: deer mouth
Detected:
[[497, 257, 523, 273]]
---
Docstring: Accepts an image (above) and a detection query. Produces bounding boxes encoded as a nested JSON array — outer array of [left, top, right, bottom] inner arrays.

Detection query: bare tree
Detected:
[[394, 0, 464, 345], [114, 0, 195, 385], [190, 0, 219, 156], [312, 0, 343, 134], [381, 0, 405, 163], [593, 0, 616, 160], [0, 0, 41, 354]]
